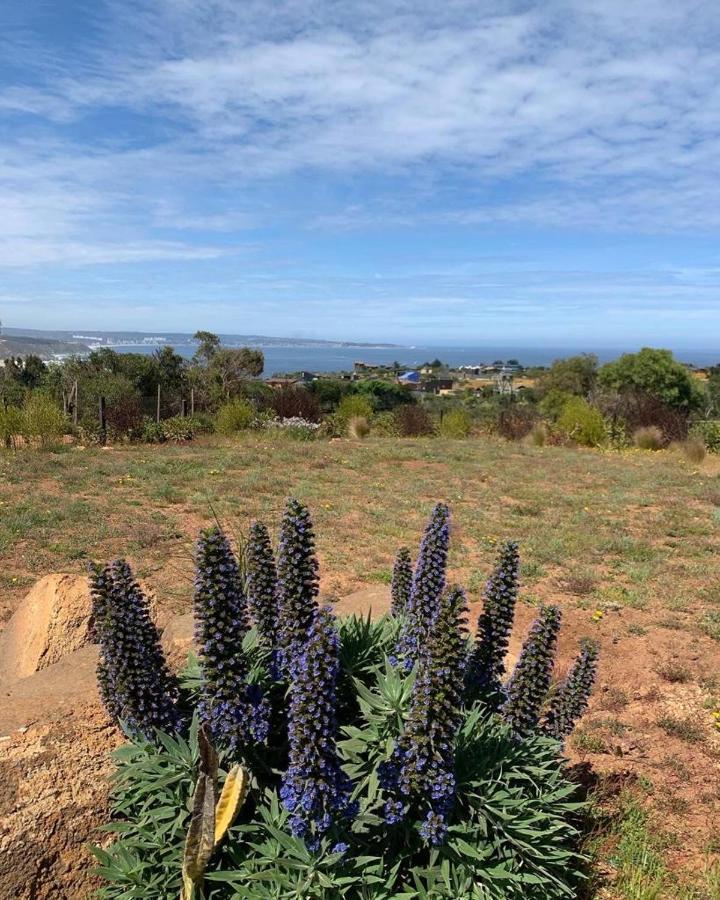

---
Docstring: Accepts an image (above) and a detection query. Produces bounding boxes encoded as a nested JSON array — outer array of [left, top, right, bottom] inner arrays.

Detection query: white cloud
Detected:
[[1, 0, 720, 272]]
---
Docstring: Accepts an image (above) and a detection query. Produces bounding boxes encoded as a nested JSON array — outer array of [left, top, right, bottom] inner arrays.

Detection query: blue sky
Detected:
[[1, 0, 719, 347]]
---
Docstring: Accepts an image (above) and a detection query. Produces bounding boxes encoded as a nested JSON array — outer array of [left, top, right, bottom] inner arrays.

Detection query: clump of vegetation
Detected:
[[22, 393, 67, 448], [215, 398, 256, 435], [557, 397, 606, 447], [93, 501, 599, 899], [438, 407, 472, 438], [393, 403, 434, 436], [527, 421, 549, 446], [679, 438, 706, 464], [691, 420, 720, 453], [347, 415, 370, 439], [633, 425, 664, 451]]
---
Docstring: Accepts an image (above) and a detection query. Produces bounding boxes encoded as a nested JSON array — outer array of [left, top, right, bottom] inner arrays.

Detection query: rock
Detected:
[[161, 613, 195, 670], [0, 575, 95, 687], [0, 645, 100, 735]]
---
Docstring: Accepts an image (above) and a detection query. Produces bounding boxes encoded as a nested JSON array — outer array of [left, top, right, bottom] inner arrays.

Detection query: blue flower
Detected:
[[194, 526, 268, 755], [384, 586, 467, 846], [390, 547, 413, 617], [281, 607, 357, 849], [501, 605, 562, 737], [245, 521, 280, 651], [544, 639, 599, 740], [394, 503, 450, 670], [276, 499, 319, 675], [89, 560, 180, 739], [466, 541, 520, 706]]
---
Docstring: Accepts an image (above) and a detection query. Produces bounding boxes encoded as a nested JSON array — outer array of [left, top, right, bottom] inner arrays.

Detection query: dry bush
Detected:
[[497, 405, 537, 441], [600, 391, 689, 444], [348, 415, 370, 439], [680, 438, 706, 464], [106, 395, 143, 440], [393, 404, 434, 436], [633, 426, 663, 451], [271, 386, 322, 422], [526, 422, 549, 447]]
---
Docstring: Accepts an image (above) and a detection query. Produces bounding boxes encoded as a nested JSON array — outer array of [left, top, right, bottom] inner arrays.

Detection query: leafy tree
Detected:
[[536, 354, 598, 399], [208, 348, 264, 400], [353, 379, 415, 411], [19, 354, 48, 389], [598, 348, 703, 411], [309, 378, 352, 411], [192, 330, 221, 365], [706, 369, 720, 416]]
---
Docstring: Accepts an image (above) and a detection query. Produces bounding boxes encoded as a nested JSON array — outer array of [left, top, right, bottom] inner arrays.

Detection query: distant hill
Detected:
[[2, 327, 399, 351], [0, 333, 90, 360]]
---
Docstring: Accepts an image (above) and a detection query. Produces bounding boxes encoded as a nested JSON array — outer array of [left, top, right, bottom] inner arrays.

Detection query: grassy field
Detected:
[[2, 433, 720, 897]]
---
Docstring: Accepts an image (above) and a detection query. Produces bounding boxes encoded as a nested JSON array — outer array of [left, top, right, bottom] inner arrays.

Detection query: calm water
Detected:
[[103, 342, 719, 376]]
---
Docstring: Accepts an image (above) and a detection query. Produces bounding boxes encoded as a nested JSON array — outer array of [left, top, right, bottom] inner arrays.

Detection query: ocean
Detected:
[[100, 342, 720, 375]]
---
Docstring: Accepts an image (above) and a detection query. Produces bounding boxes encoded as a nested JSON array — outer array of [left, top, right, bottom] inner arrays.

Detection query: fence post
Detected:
[[182, 399, 189, 417], [156, 385, 161, 423], [99, 396, 107, 445], [190, 388, 195, 417], [73, 380, 78, 427]]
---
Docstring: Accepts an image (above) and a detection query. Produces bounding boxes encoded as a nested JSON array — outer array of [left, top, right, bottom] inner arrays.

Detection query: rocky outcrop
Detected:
[[0, 575, 95, 686]]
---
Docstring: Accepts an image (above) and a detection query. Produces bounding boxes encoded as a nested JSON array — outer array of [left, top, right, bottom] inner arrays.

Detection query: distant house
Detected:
[[398, 370, 421, 384], [266, 377, 299, 389], [421, 378, 455, 395]]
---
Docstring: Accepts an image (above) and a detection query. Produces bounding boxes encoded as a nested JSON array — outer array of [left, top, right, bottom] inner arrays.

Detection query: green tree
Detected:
[[598, 348, 703, 411], [536, 354, 598, 399], [192, 330, 221, 365], [208, 348, 264, 400]]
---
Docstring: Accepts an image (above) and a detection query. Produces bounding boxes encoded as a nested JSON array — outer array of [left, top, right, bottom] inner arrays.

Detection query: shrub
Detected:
[[337, 394, 374, 421], [557, 397, 606, 447], [22, 393, 66, 448], [162, 416, 194, 443], [94, 501, 599, 899], [496, 404, 537, 441], [105, 395, 143, 441], [691, 420, 720, 453], [438, 407, 471, 438], [679, 438, 706, 464], [370, 410, 399, 436], [0, 405, 24, 449], [186, 412, 216, 434], [347, 415, 370, 439], [271, 386, 322, 422], [216, 398, 255, 435], [527, 421, 549, 446], [633, 425, 663, 451], [140, 419, 166, 444], [601, 391, 689, 444], [393, 403, 434, 436], [539, 389, 574, 421], [266, 417, 320, 441]]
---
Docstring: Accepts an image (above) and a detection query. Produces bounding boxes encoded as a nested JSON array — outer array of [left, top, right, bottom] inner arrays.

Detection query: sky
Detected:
[[1, 0, 719, 347]]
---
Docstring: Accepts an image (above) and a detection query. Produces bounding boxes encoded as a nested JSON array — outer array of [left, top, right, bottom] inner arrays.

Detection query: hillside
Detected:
[[1, 435, 719, 897], [0, 334, 90, 360]]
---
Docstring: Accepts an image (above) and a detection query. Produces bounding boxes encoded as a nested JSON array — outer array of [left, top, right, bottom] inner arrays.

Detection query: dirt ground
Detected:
[[1, 434, 720, 897]]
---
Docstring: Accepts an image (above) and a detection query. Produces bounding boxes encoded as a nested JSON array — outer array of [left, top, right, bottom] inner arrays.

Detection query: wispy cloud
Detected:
[[0, 1, 719, 339]]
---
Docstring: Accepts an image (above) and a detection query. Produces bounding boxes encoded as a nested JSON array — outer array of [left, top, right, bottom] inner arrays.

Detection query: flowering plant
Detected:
[[94, 500, 598, 899]]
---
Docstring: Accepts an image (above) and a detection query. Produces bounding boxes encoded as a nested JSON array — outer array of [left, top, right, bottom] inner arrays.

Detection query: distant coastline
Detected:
[[1, 326, 717, 374]]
